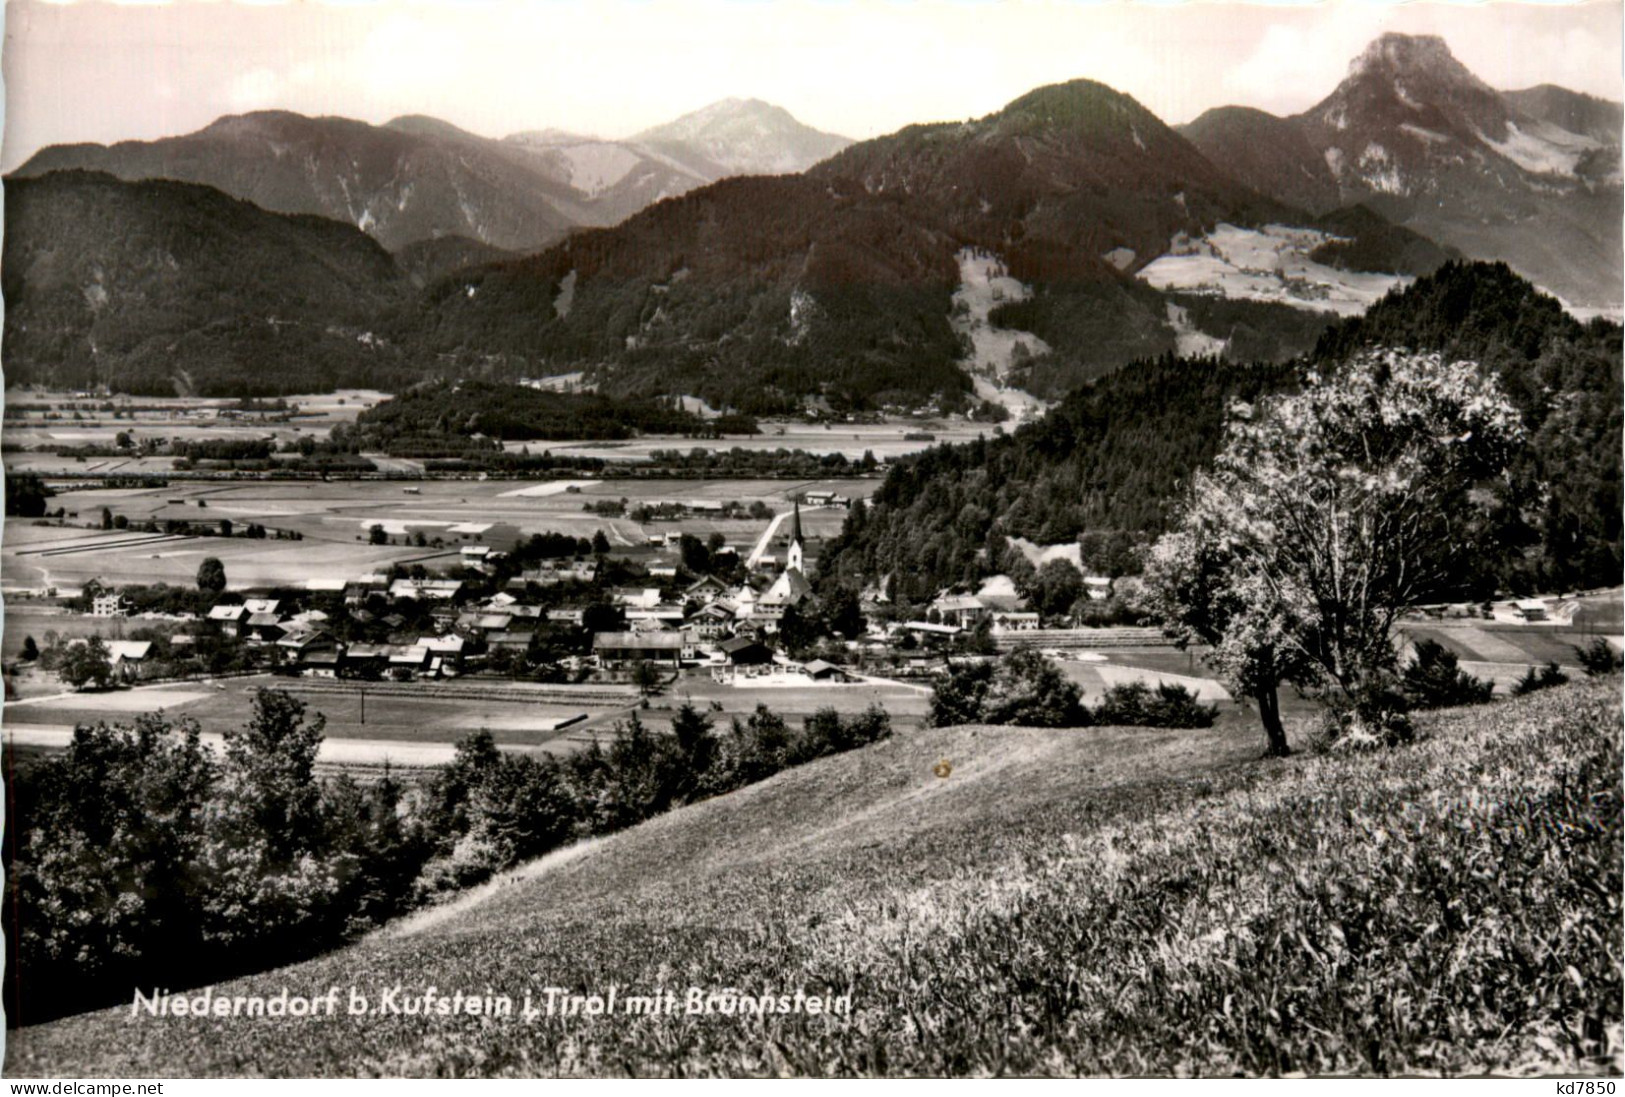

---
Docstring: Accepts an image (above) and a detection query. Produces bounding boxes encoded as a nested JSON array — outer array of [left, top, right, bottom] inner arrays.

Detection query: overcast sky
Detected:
[[2, 0, 1620, 171]]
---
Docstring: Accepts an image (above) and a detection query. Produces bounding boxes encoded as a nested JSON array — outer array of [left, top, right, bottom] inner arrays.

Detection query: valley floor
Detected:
[[7, 680, 1620, 1077]]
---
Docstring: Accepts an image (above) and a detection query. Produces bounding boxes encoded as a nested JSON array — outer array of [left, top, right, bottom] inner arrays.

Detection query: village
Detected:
[[8, 497, 1153, 696]]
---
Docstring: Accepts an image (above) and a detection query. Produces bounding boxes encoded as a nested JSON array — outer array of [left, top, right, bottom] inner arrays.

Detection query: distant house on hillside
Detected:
[[486, 630, 535, 654], [803, 659, 851, 682], [611, 587, 662, 610], [991, 611, 1041, 633], [627, 603, 686, 628], [388, 644, 431, 680], [243, 613, 286, 643], [91, 593, 129, 618], [299, 649, 343, 679], [686, 602, 735, 640], [275, 626, 329, 658], [343, 643, 389, 678], [686, 574, 732, 604], [931, 595, 989, 629], [901, 620, 961, 639]]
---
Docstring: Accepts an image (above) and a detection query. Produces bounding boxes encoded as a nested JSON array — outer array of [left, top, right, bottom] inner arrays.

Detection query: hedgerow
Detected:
[[3, 693, 890, 1025]]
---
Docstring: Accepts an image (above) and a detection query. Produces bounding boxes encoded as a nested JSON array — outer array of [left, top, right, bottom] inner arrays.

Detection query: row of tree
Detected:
[[4, 690, 891, 1024]]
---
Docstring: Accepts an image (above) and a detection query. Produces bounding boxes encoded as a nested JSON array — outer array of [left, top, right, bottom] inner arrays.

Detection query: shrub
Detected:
[[930, 660, 995, 727], [1318, 683, 1416, 752], [1513, 662, 1570, 696], [1574, 638, 1624, 677], [1401, 639, 1494, 708], [1093, 681, 1218, 728], [9, 688, 895, 1024], [934, 653, 1217, 730]]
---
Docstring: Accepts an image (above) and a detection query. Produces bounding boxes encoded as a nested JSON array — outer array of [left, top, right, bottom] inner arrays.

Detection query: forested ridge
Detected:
[[819, 262, 1623, 599], [344, 380, 758, 454]]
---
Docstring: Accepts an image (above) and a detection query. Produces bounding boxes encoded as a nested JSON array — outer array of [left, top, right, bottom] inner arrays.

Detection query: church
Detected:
[[753, 502, 813, 628]]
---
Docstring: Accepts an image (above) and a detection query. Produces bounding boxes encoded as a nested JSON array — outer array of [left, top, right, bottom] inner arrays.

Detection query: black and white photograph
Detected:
[[0, 0, 1620, 1080]]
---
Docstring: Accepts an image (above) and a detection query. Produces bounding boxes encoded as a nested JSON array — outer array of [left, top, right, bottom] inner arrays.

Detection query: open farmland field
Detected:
[[1401, 622, 1604, 674], [0, 519, 436, 594], [2, 675, 634, 752], [1136, 224, 1407, 317], [593, 673, 935, 744], [3, 479, 865, 590], [2, 389, 388, 457], [10, 678, 1618, 1076], [502, 418, 994, 462]]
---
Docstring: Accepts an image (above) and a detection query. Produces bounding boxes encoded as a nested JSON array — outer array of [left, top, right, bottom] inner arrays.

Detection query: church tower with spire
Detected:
[[786, 500, 805, 574]]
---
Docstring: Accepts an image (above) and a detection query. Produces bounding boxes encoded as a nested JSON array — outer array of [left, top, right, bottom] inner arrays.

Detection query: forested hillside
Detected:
[[817, 356, 1299, 601], [819, 262, 1623, 599], [1314, 262, 1623, 590], [1, 171, 413, 396], [344, 380, 756, 454], [394, 79, 1425, 413]]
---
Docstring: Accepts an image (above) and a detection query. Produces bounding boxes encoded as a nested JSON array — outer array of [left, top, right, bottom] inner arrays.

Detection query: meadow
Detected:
[[9, 677, 1617, 1076], [517, 419, 994, 463], [2, 674, 627, 750], [3, 477, 865, 591]]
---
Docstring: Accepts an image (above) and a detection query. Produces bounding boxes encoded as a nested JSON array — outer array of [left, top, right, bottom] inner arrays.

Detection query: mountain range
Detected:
[[4, 33, 1618, 406], [1, 171, 414, 396], [11, 99, 854, 254], [1183, 33, 1622, 308]]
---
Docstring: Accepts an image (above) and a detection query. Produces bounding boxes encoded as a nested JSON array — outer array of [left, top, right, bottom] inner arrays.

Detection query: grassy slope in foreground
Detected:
[[10, 681, 1621, 1077]]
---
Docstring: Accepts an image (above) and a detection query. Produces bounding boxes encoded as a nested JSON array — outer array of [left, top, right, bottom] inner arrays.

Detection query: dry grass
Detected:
[[8, 680, 1619, 1077]]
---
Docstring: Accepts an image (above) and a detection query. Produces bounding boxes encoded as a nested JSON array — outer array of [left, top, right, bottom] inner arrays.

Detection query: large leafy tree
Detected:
[[1146, 350, 1523, 756], [195, 556, 227, 594], [7, 715, 215, 1020], [203, 689, 342, 950], [59, 636, 116, 691]]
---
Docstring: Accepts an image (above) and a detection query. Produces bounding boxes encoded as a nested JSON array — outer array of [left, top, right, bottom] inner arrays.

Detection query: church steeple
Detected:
[[786, 500, 805, 574]]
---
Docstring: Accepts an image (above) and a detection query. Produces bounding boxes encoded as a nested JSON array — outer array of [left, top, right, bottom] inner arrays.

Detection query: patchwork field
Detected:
[[3, 389, 388, 458], [2, 675, 630, 751], [10, 678, 1617, 1076], [503, 420, 993, 463], [1401, 621, 1605, 672], [3, 478, 867, 591]]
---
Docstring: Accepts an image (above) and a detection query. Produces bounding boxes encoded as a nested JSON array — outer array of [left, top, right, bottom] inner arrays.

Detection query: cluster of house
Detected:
[[77, 503, 1067, 686]]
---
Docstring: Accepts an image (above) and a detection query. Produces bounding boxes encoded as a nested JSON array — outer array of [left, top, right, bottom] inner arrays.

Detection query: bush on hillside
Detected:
[[1514, 662, 1570, 696], [930, 651, 1218, 729], [1092, 681, 1218, 729], [1575, 638, 1624, 677], [1401, 639, 1494, 708]]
